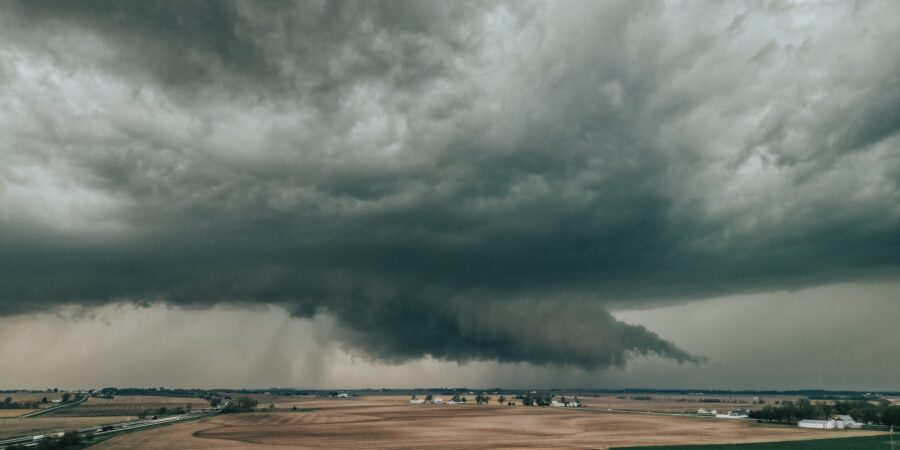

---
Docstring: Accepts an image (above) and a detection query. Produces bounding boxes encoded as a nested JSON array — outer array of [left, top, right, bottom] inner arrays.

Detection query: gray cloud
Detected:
[[1, 1, 899, 369]]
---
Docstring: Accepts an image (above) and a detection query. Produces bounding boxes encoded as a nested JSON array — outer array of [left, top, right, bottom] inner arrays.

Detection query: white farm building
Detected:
[[799, 419, 837, 429], [835, 415, 863, 428], [715, 410, 749, 419], [798, 415, 862, 430]]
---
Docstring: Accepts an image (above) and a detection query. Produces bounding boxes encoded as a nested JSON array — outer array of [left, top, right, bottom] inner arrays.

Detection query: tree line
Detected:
[[1, 396, 41, 409], [749, 399, 900, 426]]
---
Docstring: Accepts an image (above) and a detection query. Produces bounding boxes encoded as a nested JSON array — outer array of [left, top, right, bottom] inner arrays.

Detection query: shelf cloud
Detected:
[[1, 1, 899, 369]]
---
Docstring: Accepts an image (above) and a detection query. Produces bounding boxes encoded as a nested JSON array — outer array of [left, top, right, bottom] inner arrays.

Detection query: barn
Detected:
[[798, 419, 836, 429]]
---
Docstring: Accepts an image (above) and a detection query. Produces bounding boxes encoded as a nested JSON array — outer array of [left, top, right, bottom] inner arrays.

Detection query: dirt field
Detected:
[[0, 416, 134, 439], [0, 409, 37, 418], [89, 397, 881, 449]]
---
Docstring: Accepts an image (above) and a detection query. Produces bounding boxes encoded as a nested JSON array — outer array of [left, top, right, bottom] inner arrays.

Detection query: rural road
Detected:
[[19, 396, 88, 418]]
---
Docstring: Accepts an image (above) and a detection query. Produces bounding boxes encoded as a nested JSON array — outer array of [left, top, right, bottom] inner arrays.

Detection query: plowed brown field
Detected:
[[89, 396, 881, 449]]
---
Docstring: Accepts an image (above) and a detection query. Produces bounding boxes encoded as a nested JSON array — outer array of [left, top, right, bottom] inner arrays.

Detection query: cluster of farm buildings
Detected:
[[410, 395, 580, 407], [698, 408, 864, 429], [697, 408, 750, 419], [798, 415, 863, 429]]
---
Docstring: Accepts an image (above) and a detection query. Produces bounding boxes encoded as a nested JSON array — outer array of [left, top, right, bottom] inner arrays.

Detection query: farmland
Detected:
[[0, 392, 61, 403], [0, 391, 58, 418], [577, 394, 795, 414], [42, 395, 205, 417], [0, 409, 37, 418], [89, 396, 883, 449]]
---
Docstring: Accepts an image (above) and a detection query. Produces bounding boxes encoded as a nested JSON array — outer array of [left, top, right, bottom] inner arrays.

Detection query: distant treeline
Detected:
[[749, 399, 900, 426], [98, 387, 209, 398], [1, 396, 42, 409]]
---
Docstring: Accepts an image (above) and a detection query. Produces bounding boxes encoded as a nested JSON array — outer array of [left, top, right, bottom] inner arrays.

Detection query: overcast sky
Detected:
[[1, 1, 899, 389]]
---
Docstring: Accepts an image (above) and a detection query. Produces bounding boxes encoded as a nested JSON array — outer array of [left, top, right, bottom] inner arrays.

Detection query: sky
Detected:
[[1, 0, 899, 390]]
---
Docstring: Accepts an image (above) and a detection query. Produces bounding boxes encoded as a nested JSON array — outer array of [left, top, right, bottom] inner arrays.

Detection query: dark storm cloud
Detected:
[[1, 1, 899, 368]]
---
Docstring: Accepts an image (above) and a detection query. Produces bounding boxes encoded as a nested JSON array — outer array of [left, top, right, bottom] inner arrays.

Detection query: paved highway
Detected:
[[0, 402, 227, 449]]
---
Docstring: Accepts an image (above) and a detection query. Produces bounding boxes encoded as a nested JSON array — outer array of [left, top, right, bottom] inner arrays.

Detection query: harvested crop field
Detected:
[[0, 409, 37, 418], [89, 398, 882, 449], [44, 396, 204, 417], [0, 416, 133, 439]]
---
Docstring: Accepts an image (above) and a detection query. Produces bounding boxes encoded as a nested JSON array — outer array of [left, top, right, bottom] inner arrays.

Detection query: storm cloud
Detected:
[[1, 1, 899, 369]]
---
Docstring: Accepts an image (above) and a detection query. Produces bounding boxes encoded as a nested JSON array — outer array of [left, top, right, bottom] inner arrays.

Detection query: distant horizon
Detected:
[[2, 1, 899, 393], [4, 387, 899, 396]]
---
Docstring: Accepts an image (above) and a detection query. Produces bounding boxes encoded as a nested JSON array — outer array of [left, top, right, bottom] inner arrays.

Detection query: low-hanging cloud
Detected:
[[1, 1, 899, 369]]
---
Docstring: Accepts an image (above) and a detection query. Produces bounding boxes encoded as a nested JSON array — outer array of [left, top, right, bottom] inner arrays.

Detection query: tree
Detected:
[[425, 394, 433, 402], [498, 396, 506, 404], [61, 393, 71, 403], [222, 397, 259, 413], [3, 397, 11, 405]]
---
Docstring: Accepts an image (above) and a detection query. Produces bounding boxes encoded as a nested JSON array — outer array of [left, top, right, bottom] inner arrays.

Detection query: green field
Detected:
[[615, 434, 894, 450]]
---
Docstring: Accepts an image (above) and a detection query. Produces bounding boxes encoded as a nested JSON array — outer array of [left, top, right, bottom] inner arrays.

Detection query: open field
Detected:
[[617, 434, 895, 449], [577, 395, 800, 414], [86, 396, 204, 405], [42, 396, 204, 417], [0, 409, 37, 418], [0, 392, 61, 403], [0, 416, 134, 439], [89, 396, 882, 449]]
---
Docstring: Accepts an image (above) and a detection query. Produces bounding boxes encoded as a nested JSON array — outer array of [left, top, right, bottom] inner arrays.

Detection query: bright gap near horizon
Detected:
[[1, 282, 898, 391]]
